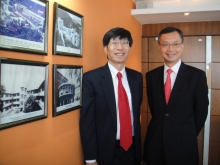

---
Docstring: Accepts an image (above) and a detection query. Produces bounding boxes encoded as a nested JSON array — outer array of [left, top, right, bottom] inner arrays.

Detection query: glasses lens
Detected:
[[110, 40, 129, 47], [160, 43, 182, 48]]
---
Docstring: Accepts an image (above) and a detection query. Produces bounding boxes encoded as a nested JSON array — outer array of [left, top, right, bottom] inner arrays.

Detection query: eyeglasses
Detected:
[[159, 43, 183, 49], [109, 40, 129, 47]]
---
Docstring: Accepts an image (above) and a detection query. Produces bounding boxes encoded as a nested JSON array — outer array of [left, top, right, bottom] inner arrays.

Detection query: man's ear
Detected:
[[158, 44, 161, 50], [104, 46, 108, 54]]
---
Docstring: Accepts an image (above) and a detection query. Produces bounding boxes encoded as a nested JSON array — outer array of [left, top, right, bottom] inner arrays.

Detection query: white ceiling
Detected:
[[132, 0, 220, 24]]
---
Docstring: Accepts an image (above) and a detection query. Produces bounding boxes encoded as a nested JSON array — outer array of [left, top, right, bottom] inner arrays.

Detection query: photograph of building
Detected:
[[0, 63, 46, 125], [0, 0, 46, 43], [56, 68, 81, 112], [55, 6, 82, 55]]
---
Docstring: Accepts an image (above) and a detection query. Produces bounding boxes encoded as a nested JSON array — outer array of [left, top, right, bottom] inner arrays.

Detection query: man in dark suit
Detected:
[[143, 27, 209, 165], [80, 27, 143, 165]]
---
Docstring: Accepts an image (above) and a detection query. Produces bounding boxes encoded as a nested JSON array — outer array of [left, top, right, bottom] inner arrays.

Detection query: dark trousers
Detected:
[[112, 138, 137, 165]]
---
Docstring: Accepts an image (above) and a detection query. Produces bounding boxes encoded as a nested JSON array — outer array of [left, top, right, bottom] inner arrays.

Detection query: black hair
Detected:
[[158, 27, 184, 43], [102, 27, 133, 47]]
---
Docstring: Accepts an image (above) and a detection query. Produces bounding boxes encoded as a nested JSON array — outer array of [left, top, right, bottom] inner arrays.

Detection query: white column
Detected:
[[203, 36, 212, 165]]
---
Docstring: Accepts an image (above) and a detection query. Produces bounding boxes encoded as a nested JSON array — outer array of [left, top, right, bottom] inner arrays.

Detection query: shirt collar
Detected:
[[164, 60, 181, 74], [108, 62, 126, 78]]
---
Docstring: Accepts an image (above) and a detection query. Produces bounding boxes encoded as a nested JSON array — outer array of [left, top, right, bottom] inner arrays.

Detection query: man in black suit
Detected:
[[80, 27, 143, 165], [143, 27, 209, 165]]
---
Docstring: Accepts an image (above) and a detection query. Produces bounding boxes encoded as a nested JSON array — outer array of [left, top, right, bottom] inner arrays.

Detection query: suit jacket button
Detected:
[[165, 114, 169, 117]]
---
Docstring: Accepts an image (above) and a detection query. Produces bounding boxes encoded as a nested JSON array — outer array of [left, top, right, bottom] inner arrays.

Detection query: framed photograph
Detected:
[[0, 0, 49, 55], [53, 2, 83, 57], [0, 58, 49, 130], [53, 64, 82, 117]]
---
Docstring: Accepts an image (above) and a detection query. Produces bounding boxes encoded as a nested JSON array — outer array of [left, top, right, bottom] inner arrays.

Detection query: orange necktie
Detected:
[[117, 72, 132, 151], [164, 69, 173, 104]]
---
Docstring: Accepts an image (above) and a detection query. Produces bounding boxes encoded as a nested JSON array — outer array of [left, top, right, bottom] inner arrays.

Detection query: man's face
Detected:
[[158, 31, 184, 67], [104, 36, 130, 67]]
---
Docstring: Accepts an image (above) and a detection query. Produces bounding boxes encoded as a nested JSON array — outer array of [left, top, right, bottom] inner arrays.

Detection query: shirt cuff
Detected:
[[85, 160, 96, 163]]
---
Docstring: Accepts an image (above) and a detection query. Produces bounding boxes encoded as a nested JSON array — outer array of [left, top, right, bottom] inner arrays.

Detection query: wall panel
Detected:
[[142, 21, 220, 37], [212, 36, 220, 62]]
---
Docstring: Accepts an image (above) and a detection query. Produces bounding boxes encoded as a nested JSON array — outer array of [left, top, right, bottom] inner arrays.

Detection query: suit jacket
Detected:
[[80, 63, 143, 165], [143, 62, 209, 165]]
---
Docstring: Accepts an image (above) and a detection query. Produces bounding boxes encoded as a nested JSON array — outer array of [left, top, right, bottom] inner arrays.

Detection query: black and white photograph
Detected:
[[53, 2, 83, 57], [53, 64, 82, 117], [0, 0, 49, 54], [0, 58, 48, 130]]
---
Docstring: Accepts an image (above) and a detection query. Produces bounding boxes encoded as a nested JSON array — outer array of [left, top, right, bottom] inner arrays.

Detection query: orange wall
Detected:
[[0, 0, 141, 164]]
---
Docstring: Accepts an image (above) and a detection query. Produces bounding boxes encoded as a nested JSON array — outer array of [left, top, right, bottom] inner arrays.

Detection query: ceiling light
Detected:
[[184, 13, 190, 16]]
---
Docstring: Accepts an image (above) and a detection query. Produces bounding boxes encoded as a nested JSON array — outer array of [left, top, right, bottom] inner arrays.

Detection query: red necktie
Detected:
[[117, 72, 132, 151], [164, 69, 173, 104]]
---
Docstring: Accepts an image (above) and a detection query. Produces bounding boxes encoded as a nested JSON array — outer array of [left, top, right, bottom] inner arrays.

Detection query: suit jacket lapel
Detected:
[[168, 62, 187, 106], [125, 68, 144, 127], [157, 67, 165, 103], [153, 66, 166, 105], [101, 64, 117, 127]]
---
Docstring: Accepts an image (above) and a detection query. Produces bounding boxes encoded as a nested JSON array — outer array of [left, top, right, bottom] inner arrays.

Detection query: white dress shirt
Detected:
[[108, 62, 134, 140], [164, 60, 181, 89]]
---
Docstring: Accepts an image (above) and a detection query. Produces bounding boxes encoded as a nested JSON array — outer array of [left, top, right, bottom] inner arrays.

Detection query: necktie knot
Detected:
[[117, 72, 122, 79], [167, 69, 173, 75]]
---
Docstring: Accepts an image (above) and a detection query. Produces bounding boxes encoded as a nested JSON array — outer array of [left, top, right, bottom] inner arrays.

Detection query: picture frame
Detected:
[[53, 2, 83, 57], [0, 58, 49, 130], [0, 0, 49, 55], [53, 64, 82, 117]]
